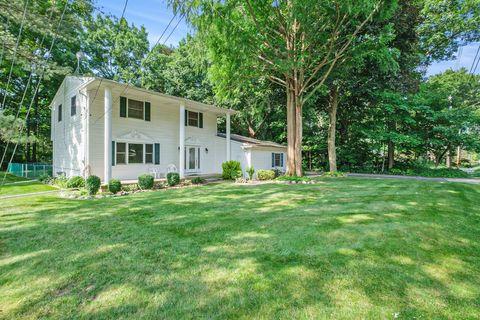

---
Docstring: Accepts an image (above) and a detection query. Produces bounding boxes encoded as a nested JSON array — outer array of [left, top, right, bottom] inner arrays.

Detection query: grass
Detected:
[[0, 181, 57, 197], [0, 178, 479, 319], [0, 172, 30, 184]]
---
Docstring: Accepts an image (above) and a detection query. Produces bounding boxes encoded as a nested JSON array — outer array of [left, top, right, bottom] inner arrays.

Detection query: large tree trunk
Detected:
[[285, 77, 304, 176], [446, 149, 452, 168], [327, 85, 338, 172], [387, 141, 394, 169], [456, 146, 461, 166]]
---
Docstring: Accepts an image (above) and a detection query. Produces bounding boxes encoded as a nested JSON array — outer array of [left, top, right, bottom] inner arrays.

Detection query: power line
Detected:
[[1, 0, 29, 110], [1, 0, 69, 185], [468, 44, 480, 74]]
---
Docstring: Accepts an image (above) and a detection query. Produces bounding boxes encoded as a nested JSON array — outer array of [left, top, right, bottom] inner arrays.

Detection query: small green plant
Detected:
[[221, 161, 242, 180], [138, 174, 154, 189], [66, 176, 85, 189], [52, 176, 68, 188], [85, 175, 101, 195], [167, 172, 180, 186], [37, 173, 52, 184], [108, 179, 122, 194], [276, 175, 311, 182], [235, 177, 248, 184], [257, 169, 275, 181], [322, 171, 346, 177], [191, 177, 206, 184], [388, 168, 403, 175], [273, 168, 284, 178], [121, 183, 139, 192], [246, 166, 255, 180]]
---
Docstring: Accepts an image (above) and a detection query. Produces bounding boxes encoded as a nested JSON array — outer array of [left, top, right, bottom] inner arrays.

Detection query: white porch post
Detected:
[[104, 86, 112, 183], [226, 112, 231, 161], [179, 104, 185, 178]]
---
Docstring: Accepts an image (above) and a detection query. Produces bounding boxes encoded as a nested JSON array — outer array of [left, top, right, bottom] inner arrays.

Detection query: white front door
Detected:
[[184, 146, 200, 172]]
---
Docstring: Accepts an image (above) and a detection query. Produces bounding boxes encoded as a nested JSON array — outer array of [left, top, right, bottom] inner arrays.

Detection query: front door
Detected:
[[185, 146, 200, 172]]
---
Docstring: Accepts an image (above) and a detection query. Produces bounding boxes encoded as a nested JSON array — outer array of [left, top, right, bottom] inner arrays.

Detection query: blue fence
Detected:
[[7, 163, 53, 179]]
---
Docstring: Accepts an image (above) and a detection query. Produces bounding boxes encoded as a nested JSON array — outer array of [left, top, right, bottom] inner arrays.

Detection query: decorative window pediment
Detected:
[[185, 136, 201, 145], [115, 130, 154, 143]]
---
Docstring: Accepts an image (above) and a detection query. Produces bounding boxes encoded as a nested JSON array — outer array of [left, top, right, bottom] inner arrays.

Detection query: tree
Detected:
[[170, 0, 397, 175]]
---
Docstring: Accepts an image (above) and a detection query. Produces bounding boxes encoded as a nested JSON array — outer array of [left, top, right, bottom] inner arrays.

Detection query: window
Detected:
[[128, 99, 144, 120], [128, 143, 143, 164], [145, 144, 153, 164], [185, 110, 203, 128], [71, 96, 76, 116], [116, 142, 126, 164], [272, 153, 284, 167]]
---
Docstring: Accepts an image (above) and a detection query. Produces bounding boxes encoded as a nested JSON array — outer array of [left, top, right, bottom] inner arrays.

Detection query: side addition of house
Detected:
[[50, 76, 287, 182]]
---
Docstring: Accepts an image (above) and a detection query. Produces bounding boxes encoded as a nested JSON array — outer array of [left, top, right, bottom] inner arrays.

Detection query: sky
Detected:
[[96, 0, 479, 77]]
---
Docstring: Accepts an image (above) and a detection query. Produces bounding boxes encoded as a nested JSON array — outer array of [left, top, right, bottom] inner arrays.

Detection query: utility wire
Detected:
[[1, 0, 29, 110], [1, 0, 69, 185], [468, 44, 480, 74]]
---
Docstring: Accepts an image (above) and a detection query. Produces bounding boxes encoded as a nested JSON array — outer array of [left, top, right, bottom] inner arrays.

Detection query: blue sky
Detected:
[[96, 0, 478, 77]]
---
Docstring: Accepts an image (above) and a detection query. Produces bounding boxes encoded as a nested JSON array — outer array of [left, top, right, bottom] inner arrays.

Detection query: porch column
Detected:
[[226, 112, 231, 161], [104, 86, 112, 183], [179, 104, 185, 178]]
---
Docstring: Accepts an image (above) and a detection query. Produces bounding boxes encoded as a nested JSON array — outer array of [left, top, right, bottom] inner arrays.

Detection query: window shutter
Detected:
[[154, 143, 160, 164], [184, 109, 188, 126], [271, 153, 274, 167], [199, 112, 203, 128], [120, 96, 127, 117], [280, 153, 284, 167], [58, 104, 62, 122], [144, 102, 151, 121], [71, 96, 76, 116], [112, 141, 116, 166]]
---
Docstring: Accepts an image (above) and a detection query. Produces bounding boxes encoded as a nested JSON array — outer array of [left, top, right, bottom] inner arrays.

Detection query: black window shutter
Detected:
[[272, 153, 274, 167], [184, 109, 188, 126], [58, 104, 62, 122], [154, 143, 160, 164], [280, 153, 284, 167], [112, 141, 116, 166], [120, 96, 127, 117], [199, 112, 203, 128], [144, 102, 151, 121]]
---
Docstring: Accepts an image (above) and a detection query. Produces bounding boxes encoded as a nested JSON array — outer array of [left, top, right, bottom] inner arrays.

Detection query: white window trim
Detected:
[[126, 98, 146, 121], [273, 152, 284, 168]]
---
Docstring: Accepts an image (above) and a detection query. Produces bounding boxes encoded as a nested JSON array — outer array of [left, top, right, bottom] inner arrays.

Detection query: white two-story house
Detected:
[[50, 76, 287, 182]]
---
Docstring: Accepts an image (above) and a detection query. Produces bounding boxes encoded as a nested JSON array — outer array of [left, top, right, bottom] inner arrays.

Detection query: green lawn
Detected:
[[0, 181, 57, 197], [0, 172, 30, 184], [0, 178, 479, 319]]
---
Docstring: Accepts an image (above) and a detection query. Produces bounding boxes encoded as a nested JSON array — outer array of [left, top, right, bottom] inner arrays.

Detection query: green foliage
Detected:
[[37, 173, 52, 184], [323, 171, 346, 177], [108, 179, 122, 194], [191, 177, 206, 185], [66, 176, 85, 189], [256, 170, 275, 181], [138, 174, 154, 190], [52, 176, 68, 188], [246, 166, 255, 180], [85, 175, 101, 195], [221, 161, 242, 180], [167, 172, 180, 186], [276, 175, 312, 182]]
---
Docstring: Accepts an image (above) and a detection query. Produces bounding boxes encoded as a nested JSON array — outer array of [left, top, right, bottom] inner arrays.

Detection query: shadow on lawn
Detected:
[[1, 180, 479, 318]]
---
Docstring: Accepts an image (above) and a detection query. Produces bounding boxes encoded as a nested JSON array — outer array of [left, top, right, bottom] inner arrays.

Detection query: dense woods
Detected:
[[1, 0, 479, 174]]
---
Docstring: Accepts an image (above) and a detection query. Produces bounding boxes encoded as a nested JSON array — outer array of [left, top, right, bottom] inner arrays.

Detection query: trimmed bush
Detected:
[[108, 179, 122, 194], [191, 177, 206, 184], [38, 173, 52, 184], [167, 172, 180, 186], [246, 166, 255, 180], [221, 160, 242, 180], [138, 174, 154, 189], [66, 176, 85, 188], [85, 175, 101, 195], [257, 169, 275, 181], [52, 176, 68, 188]]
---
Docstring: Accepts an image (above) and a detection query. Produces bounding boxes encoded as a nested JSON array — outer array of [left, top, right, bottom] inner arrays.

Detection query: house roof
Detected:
[[73, 76, 236, 116], [217, 133, 287, 149]]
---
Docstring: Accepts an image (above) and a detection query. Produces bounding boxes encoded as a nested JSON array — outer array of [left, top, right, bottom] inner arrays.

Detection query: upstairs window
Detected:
[[185, 110, 203, 128], [128, 143, 143, 164], [120, 97, 151, 121], [71, 96, 76, 116], [58, 104, 62, 122]]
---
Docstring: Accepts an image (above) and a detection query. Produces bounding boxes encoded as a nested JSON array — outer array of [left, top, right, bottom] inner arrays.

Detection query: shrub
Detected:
[[191, 177, 206, 184], [257, 169, 275, 180], [108, 179, 122, 194], [66, 176, 85, 188], [167, 172, 180, 186], [138, 174, 154, 189], [388, 168, 403, 175], [273, 168, 284, 178], [52, 176, 68, 188], [38, 173, 52, 184], [221, 160, 242, 180], [246, 166, 255, 180], [85, 175, 101, 195]]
